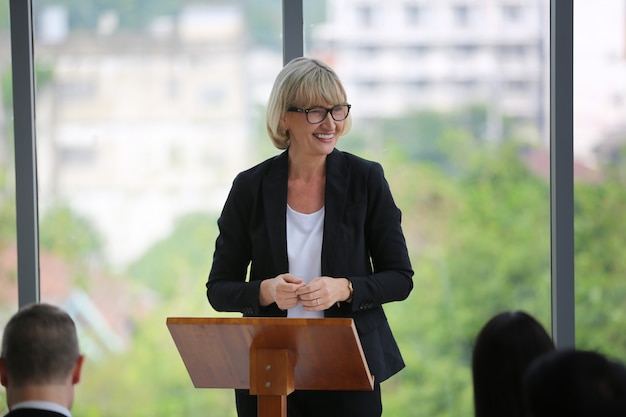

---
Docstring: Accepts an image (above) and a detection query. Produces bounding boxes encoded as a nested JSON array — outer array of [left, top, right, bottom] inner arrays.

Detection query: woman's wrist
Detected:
[[259, 279, 273, 306], [345, 278, 353, 302]]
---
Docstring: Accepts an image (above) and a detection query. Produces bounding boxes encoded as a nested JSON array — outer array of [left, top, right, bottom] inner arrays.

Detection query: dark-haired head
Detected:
[[1, 303, 80, 386], [524, 348, 626, 417], [472, 311, 555, 417]]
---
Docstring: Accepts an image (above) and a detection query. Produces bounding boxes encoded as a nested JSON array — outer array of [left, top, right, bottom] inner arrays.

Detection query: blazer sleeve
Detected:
[[205, 172, 262, 314], [348, 161, 414, 311]]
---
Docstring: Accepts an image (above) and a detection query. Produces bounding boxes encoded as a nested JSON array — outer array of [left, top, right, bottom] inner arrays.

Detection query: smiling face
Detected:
[[282, 103, 346, 158], [266, 57, 352, 150]]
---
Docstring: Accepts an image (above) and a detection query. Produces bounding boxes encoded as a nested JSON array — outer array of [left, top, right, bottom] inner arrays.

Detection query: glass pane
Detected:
[[574, 0, 626, 362], [0, 0, 17, 412], [32, 1, 281, 416], [306, 0, 551, 415]]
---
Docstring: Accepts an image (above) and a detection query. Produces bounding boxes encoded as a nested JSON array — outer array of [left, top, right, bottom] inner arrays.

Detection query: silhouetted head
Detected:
[[472, 311, 555, 417], [524, 349, 626, 417]]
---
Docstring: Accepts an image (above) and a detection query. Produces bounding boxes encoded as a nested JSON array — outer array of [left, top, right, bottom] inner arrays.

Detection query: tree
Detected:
[[381, 140, 551, 416], [40, 204, 104, 262], [574, 171, 626, 361], [127, 212, 218, 297]]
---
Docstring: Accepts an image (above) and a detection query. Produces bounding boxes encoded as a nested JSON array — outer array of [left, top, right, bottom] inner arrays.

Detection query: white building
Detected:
[[573, 0, 626, 166], [310, 0, 547, 142], [310, 0, 626, 163], [35, 4, 254, 266]]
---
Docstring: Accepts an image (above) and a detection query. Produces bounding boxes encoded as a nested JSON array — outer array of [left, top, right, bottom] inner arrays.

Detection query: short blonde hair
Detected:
[[266, 57, 352, 149]]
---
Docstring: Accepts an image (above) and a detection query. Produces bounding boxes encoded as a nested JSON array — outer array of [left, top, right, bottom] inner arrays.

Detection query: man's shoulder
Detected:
[[5, 408, 69, 417]]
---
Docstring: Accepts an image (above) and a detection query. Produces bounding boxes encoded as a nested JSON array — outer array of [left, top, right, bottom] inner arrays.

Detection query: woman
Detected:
[[206, 57, 414, 417]]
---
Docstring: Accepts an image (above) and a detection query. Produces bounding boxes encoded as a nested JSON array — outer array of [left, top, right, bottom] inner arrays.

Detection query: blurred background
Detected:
[[1, 1, 625, 416]]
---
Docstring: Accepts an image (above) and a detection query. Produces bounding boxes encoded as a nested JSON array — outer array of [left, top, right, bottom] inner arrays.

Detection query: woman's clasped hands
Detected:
[[260, 274, 350, 310]]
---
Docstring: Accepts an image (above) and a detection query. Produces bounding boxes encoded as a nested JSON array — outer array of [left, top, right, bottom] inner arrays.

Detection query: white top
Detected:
[[286, 204, 325, 318], [9, 400, 72, 417]]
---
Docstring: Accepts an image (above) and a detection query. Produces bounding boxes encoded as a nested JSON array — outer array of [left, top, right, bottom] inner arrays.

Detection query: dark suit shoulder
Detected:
[[224, 152, 287, 204], [332, 150, 382, 173], [327, 150, 387, 188], [236, 152, 287, 181], [5, 408, 69, 417], [337, 149, 375, 164]]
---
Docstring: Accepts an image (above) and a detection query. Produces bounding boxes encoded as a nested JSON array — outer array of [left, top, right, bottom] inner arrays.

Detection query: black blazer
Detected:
[[206, 148, 414, 382]]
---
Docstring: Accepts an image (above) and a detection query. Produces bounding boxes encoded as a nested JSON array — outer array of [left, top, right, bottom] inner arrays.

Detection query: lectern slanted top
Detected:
[[166, 317, 374, 392]]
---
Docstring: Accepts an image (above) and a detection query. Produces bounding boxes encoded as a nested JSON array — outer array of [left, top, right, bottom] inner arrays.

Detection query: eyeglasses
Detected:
[[287, 104, 351, 124]]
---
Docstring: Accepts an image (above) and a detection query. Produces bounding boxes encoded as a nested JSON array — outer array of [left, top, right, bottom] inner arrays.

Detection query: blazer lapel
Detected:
[[263, 150, 289, 273], [262, 149, 348, 275], [322, 149, 349, 274]]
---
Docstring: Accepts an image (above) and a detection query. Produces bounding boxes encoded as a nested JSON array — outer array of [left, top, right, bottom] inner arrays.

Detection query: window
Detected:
[[0, 0, 17, 327], [356, 5, 374, 27], [453, 5, 471, 26], [6, 1, 585, 417], [451, 43, 478, 58], [502, 5, 523, 23], [308, 1, 550, 415], [405, 4, 421, 26], [573, 0, 626, 363], [27, 1, 281, 415]]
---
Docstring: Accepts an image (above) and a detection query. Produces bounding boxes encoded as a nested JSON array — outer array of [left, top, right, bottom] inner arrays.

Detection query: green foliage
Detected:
[[574, 176, 626, 359], [35, 61, 55, 92], [1, 68, 12, 111], [39, 204, 104, 262], [127, 212, 218, 296], [352, 105, 512, 175], [445, 142, 552, 345], [0, 3, 8, 31], [76, 212, 233, 417], [375, 139, 551, 416], [74, 294, 236, 417], [0, 193, 15, 247]]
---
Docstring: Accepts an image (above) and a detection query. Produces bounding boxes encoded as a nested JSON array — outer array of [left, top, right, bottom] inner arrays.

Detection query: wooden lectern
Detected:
[[167, 317, 374, 417]]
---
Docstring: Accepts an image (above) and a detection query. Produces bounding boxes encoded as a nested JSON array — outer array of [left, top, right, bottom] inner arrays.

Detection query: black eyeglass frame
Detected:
[[286, 104, 352, 124]]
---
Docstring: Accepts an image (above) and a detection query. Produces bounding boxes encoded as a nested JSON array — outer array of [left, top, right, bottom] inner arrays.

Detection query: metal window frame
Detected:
[[550, 0, 575, 348], [9, 0, 576, 347], [283, 0, 303, 65], [9, 0, 40, 307]]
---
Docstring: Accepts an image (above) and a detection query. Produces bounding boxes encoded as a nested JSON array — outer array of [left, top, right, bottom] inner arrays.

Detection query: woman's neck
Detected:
[[287, 151, 326, 181]]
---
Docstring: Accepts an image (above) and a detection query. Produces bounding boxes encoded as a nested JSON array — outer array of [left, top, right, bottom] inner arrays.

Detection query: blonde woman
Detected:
[[206, 57, 414, 417]]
